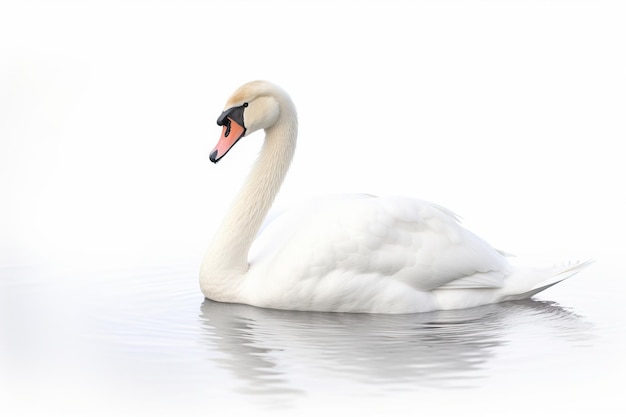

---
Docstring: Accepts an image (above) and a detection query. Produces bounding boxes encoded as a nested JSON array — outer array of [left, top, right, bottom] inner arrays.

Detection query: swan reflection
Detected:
[[198, 298, 592, 397]]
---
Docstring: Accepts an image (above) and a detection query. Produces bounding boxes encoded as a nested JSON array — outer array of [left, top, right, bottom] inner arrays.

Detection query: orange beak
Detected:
[[210, 117, 246, 163]]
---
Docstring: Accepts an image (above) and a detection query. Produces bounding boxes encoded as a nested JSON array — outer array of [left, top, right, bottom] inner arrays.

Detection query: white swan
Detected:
[[200, 80, 588, 314]]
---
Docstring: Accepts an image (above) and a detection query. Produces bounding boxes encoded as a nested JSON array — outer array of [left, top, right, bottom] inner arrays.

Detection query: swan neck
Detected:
[[204, 109, 297, 276]]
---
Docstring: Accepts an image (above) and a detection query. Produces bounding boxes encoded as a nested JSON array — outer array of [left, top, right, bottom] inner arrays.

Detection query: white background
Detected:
[[2, 2, 626, 416], [1, 0, 624, 268]]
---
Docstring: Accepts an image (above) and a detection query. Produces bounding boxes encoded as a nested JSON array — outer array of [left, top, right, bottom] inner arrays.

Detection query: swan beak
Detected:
[[210, 118, 246, 163]]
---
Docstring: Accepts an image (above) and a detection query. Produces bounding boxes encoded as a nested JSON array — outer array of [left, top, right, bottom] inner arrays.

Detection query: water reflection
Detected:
[[1, 265, 607, 415], [198, 298, 592, 397]]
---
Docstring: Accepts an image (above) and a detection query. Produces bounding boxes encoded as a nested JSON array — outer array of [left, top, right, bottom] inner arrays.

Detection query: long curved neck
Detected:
[[203, 105, 298, 278]]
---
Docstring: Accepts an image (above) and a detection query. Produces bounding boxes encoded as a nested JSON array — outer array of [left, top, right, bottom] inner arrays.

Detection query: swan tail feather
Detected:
[[502, 259, 594, 301], [501, 279, 564, 301]]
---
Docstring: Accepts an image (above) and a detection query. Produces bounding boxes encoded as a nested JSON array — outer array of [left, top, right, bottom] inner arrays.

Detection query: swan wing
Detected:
[[250, 195, 510, 291]]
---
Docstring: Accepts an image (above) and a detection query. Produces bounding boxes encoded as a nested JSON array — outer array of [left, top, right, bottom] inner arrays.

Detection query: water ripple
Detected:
[[2, 263, 607, 413], [197, 298, 593, 396]]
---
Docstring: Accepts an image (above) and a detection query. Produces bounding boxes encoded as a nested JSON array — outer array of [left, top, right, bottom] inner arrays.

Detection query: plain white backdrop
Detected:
[[2, 2, 626, 416], [1, 0, 625, 269]]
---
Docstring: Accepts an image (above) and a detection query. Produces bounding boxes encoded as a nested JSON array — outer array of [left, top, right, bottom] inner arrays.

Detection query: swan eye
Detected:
[[243, 102, 248, 107]]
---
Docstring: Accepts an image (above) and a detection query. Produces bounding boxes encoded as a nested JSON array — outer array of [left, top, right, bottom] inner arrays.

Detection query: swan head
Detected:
[[210, 80, 285, 163]]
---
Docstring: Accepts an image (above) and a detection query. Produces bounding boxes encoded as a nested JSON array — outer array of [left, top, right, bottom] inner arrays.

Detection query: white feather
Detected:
[[200, 81, 590, 314]]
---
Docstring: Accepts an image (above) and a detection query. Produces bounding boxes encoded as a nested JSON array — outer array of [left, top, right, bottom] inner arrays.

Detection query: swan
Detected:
[[200, 80, 589, 314]]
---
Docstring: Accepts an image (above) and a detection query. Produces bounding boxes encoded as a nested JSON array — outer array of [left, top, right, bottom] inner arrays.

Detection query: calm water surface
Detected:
[[1, 261, 624, 416]]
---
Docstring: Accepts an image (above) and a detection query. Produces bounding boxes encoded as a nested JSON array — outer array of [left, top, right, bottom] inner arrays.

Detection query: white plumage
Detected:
[[200, 80, 589, 314]]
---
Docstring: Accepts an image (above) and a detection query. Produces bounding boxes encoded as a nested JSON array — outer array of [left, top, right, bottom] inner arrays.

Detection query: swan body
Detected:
[[200, 80, 588, 314]]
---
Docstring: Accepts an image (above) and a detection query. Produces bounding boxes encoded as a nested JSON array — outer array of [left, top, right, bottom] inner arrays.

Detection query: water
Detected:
[[1, 261, 624, 416]]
